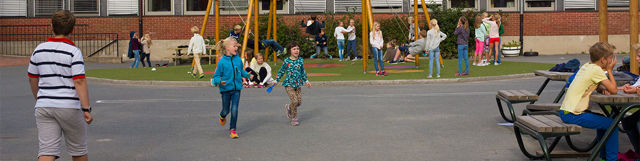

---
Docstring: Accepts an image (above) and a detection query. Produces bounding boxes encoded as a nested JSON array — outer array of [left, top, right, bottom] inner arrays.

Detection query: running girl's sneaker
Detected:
[[199, 74, 205, 79], [219, 115, 226, 126], [376, 71, 381, 76], [257, 84, 264, 88], [382, 71, 388, 76], [284, 104, 292, 119], [290, 118, 300, 126], [230, 129, 239, 139]]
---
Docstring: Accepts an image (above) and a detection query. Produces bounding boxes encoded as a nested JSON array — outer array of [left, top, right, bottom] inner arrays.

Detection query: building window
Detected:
[[525, 0, 554, 10], [72, 0, 99, 14], [259, 0, 288, 14], [149, 0, 172, 12], [0, 0, 27, 17], [294, 0, 326, 13], [35, 0, 63, 16], [410, 0, 443, 12], [488, 0, 518, 11], [564, 0, 595, 10], [186, 0, 209, 11], [334, 0, 361, 13], [450, 0, 476, 8], [146, 0, 173, 15], [108, 0, 138, 15]]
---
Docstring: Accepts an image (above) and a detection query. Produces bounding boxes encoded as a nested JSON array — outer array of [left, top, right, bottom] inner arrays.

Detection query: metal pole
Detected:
[[215, 0, 220, 61], [272, 0, 277, 63], [240, 0, 254, 59], [362, 0, 369, 73], [253, 0, 259, 57], [413, 0, 420, 67], [630, 0, 639, 74], [200, 0, 213, 36], [599, 0, 609, 42], [266, 0, 274, 61], [139, 0, 143, 35], [519, 0, 524, 56]]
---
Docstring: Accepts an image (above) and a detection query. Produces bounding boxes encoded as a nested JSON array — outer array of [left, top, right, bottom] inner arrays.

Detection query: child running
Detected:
[[274, 42, 312, 126], [559, 42, 618, 161], [370, 21, 387, 76], [474, 16, 488, 66], [454, 16, 470, 76], [425, 19, 447, 78], [211, 37, 252, 139]]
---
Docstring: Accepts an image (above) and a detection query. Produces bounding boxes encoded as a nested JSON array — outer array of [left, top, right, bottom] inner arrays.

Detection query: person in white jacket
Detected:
[[424, 19, 447, 78], [370, 21, 386, 76], [249, 53, 275, 87], [188, 26, 207, 79]]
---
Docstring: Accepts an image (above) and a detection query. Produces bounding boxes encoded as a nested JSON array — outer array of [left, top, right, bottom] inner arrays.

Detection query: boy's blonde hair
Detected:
[[234, 25, 242, 30], [214, 37, 238, 56], [191, 26, 199, 34], [589, 42, 616, 62]]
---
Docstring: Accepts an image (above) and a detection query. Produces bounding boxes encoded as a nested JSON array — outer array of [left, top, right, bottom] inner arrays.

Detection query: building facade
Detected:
[[1, 0, 639, 61]]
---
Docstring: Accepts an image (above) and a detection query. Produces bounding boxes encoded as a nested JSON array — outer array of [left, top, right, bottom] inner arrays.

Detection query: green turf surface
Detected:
[[86, 58, 554, 81]]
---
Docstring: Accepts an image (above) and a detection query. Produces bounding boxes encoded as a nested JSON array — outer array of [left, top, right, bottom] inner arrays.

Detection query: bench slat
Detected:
[[509, 90, 528, 100], [520, 90, 540, 100], [531, 115, 567, 133], [542, 115, 582, 133], [517, 116, 553, 133], [498, 90, 518, 100]]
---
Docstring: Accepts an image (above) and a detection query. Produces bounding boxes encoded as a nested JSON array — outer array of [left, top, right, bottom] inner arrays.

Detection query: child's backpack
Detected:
[[127, 40, 134, 58]]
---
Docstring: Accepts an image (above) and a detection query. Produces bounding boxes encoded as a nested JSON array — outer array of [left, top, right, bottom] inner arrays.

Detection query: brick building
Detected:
[[1, 0, 639, 61]]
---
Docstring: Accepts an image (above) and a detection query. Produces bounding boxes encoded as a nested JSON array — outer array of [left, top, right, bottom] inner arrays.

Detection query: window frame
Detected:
[[487, 0, 520, 12], [409, 0, 443, 13], [446, 0, 479, 10], [34, 0, 65, 17], [71, 0, 100, 16], [524, 0, 555, 11], [145, 0, 174, 15], [258, 0, 288, 14], [0, 0, 28, 17]]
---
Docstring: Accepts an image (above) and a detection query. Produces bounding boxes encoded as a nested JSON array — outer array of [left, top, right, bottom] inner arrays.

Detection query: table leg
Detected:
[[552, 87, 567, 103], [536, 78, 551, 96], [588, 104, 640, 161]]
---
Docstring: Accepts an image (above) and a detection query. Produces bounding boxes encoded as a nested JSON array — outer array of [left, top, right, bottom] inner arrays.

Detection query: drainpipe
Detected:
[[519, 0, 524, 56], [139, 0, 143, 35]]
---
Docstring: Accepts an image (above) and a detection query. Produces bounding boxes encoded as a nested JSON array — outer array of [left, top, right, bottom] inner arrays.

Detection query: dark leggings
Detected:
[[623, 112, 640, 154], [140, 53, 151, 67], [245, 67, 268, 84]]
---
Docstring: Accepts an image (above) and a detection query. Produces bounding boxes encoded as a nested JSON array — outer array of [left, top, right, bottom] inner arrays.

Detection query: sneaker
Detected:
[[276, 48, 287, 56], [257, 84, 264, 88], [382, 71, 388, 76], [463, 72, 469, 76], [376, 71, 381, 76], [192, 73, 197, 78], [290, 118, 300, 126], [284, 104, 292, 119], [455, 73, 461, 76], [436, 74, 441, 78], [229, 129, 239, 139], [473, 62, 477, 66], [329, 56, 333, 59], [390, 60, 398, 64], [352, 58, 358, 61], [494, 62, 500, 66], [427, 75, 433, 78], [339, 59, 343, 62], [199, 74, 205, 79], [219, 115, 226, 126]]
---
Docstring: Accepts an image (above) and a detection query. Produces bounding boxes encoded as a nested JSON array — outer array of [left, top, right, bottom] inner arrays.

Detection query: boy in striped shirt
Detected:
[[28, 10, 93, 161]]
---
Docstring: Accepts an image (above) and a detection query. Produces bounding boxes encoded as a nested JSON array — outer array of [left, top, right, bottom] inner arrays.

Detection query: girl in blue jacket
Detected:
[[211, 37, 251, 139]]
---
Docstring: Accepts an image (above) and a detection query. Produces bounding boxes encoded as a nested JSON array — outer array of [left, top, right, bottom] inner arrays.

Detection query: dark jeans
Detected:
[[140, 53, 151, 67], [347, 39, 358, 58], [220, 90, 241, 130], [559, 111, 618, 161], [260, 39, 284, 53], [623, 111, 640, 154], [246, 67, 268, 84]]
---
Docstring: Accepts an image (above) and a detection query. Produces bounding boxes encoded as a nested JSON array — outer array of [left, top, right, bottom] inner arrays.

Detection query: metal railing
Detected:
[[0, 24, 118, 58]]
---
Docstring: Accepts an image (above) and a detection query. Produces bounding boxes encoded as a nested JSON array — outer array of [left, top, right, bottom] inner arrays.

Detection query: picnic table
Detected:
[[171, 47, 217, 66], [534, 70, 574, 103], [588, 91, 640, 161]]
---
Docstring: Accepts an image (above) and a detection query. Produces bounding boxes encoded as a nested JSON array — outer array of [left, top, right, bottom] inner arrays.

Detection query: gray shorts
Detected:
[[35, 107, 87, 158]]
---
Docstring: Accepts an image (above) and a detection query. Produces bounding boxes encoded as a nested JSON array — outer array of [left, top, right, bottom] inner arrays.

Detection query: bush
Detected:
[[428, 5, 480, 59]]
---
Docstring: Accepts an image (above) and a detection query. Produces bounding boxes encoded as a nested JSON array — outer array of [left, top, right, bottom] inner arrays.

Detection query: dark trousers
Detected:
[[245, 67, 268, 84], [140, 53, 151, 67]]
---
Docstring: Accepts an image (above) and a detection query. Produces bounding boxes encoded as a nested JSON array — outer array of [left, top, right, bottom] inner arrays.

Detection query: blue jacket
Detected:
[[212, 55, 250, 93]]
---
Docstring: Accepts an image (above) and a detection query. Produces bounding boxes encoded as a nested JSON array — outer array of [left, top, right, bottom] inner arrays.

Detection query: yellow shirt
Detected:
[[560, 63, 608, 114]]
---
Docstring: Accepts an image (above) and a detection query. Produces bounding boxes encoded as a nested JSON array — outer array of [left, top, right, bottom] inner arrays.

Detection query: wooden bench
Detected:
[[495, 90, 539, 122], [513, 115, 594, 161], [171, 54, 216, 66]]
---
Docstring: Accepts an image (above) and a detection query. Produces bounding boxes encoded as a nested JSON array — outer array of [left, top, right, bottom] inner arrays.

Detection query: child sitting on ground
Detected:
[[242, 49, 258, 87], [400, 30, 427, 62], [249, 53, 275, 87], [383, 40, 401, 64], [559, 42, 619, 161]]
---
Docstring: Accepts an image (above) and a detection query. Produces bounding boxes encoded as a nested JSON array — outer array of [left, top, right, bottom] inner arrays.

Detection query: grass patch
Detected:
[[86, 59, 554, 81]]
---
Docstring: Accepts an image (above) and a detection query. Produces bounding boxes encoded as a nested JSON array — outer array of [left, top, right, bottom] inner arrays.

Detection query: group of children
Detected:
[[473, 13, 504, 67]]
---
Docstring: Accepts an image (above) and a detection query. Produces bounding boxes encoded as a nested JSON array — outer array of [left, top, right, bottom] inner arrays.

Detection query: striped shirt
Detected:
[[27, 38, 85, 109]]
